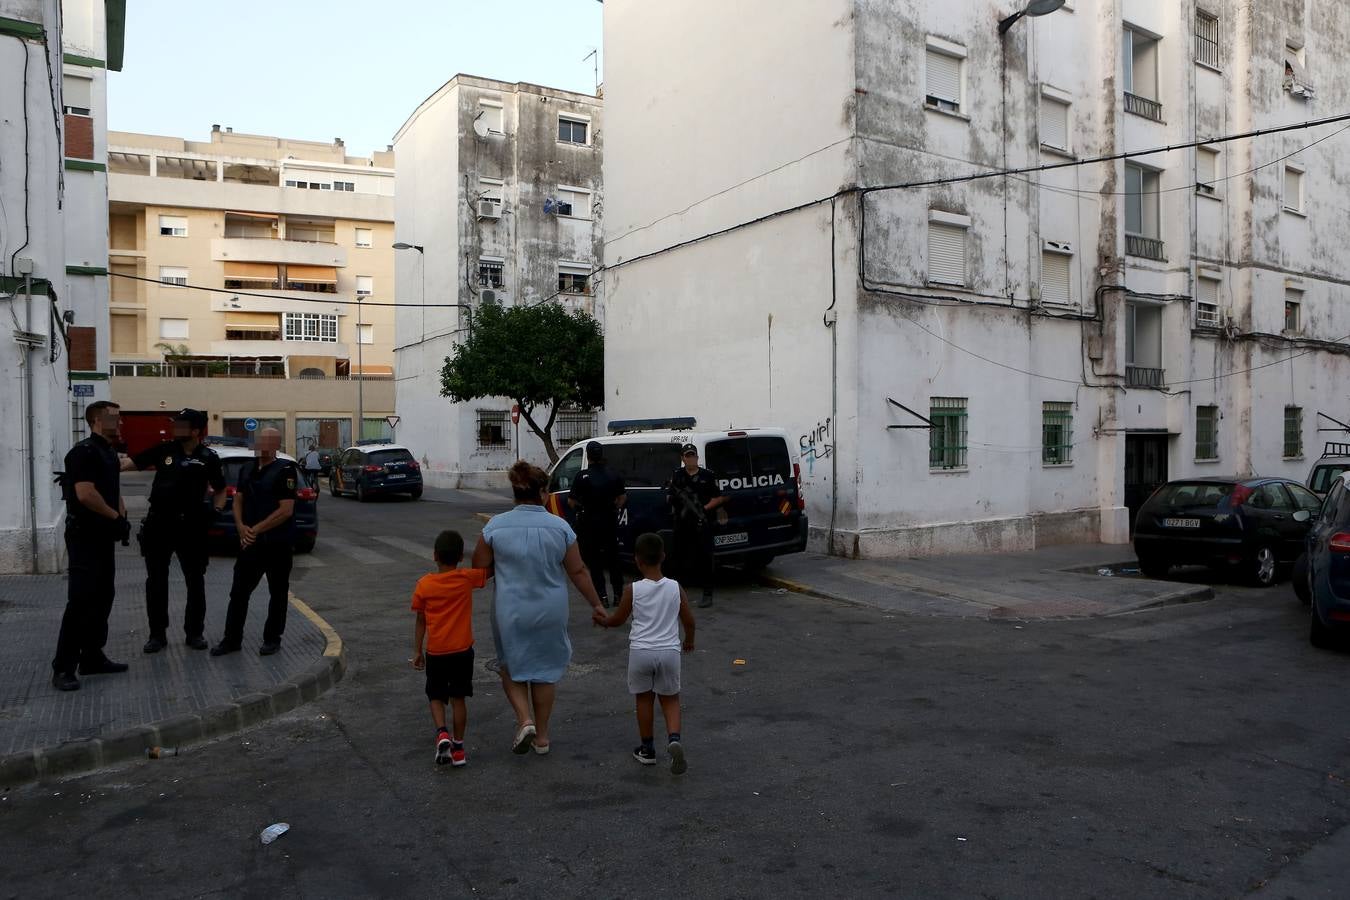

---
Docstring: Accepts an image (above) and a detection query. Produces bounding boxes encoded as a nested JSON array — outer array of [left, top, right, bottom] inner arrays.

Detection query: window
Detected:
[[1197, 147, 1219, 196], [558, 116, 588, 144], [479, 258, 505, 288], [158, 215, 188, 237], [925, 42, 964, 114], [1195, 10, 1220, 68], [477, 410, 509, 447], [356, 275, 373, 297], [358, 324, 373, 345], [1123, 28, 1160, 100], [549, 448, 585, 492], [1125, 164, 1160, 238], [354, 227, 372, 248], [1285, 289, 1302, 332], [929, 398, 968, 470], [159, 318, 189, 339], [1285, 41, 1314, 98], [1285, 407, 1304, 458], [478, 100, 504, 134], [159, 266, 188, 287], [1039, 95, 1070, 153], [558, 263, 590, 294], [62, 75, 92, 115], [554, 409, 598, 446], [1195, 406, 1219, 461], [283, 312, 338, 343], [1041, 248, 1071, 304], [334, 181, 355, 192], [1042, 402, 1073, 465], [1283, 166, 1304, 214], [1196, 276, 1220, 327], [555, 186, 591, 219], [927, 214, 968, 286], [1125, 301, 1164, 386]]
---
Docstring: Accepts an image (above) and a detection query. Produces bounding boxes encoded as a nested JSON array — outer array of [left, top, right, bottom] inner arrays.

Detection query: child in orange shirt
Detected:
[[411, 530, 487, 766]]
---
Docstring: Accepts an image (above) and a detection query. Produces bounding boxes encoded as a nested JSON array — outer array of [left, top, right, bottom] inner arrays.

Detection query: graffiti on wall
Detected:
[[799, 417, 834, 476]]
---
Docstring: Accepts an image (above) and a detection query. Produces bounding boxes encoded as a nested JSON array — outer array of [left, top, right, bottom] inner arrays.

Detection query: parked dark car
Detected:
[[206, 447, 319, 553], [1302, 472, 1350, 648], [329, 442, 423, 501], [1133, 476, 1322, 586]]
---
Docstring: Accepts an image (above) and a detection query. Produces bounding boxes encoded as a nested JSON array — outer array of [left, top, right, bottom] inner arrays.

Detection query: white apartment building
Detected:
[[603, 0, 1350, 558], [393, 75, 603, 487], [0, 0, 124, 573]]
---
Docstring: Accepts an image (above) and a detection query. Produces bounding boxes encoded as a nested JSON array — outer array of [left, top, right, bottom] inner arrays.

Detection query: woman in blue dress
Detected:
[[472, 461, 607, 755]]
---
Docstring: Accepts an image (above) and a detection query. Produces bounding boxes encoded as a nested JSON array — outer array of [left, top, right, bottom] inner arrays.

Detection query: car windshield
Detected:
[[605, 442, 684, 487], [1151, 481, 1236, 508], [1310, 464, 1348, 494], [368, 449, 414, 465]]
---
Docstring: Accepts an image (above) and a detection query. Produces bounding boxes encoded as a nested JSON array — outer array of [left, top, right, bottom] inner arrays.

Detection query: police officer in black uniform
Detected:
[[569, 441, 627, 607], [667, 443, 726, 608], [51, 400, 131, 691], [212, 427, 299, 657], [126, 408, 227, 653]]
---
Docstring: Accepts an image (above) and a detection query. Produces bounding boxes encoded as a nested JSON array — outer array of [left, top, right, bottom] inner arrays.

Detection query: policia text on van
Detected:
[[546, 419, 809, 572]]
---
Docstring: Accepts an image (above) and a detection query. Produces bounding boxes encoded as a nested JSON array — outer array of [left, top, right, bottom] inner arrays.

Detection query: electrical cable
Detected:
[[6, 33, 33, 277], [109, 271, 471, 308]]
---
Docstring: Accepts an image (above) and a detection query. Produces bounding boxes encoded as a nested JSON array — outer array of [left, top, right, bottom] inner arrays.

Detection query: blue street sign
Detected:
[[244, 417, 259, 432], [72, 384, 94, 397]]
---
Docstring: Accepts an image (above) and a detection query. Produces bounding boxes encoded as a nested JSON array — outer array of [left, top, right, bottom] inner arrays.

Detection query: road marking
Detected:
[[371, 535, 435, 561], [320, 537, 396, 566], [291, 554, 327, 568], [1098, 607, 1282, 641], [455, 489, 510, 505]]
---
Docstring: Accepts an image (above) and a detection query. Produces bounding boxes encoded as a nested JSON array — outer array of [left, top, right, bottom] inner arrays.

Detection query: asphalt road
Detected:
[[2, 489, 1348, 899]]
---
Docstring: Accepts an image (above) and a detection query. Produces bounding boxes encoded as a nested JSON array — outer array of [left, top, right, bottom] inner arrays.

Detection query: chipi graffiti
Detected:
[[799, 418, 834, 476]]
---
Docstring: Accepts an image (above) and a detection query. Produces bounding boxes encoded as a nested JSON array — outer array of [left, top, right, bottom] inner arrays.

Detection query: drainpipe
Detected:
[[23, 270, 38, 573]]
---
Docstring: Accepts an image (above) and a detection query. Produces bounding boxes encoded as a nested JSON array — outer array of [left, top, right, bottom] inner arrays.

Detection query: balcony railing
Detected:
[[1124, 92, 1164, 122], [1126, 365, 1167, 388], [1126, 234, 1166, 261]]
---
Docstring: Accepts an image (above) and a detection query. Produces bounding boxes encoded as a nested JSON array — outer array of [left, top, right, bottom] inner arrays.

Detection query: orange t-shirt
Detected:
[[411, 568, 488, 654]]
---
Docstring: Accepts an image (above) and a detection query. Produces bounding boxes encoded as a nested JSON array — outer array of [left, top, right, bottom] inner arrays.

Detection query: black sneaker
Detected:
[[435, 731, 452, 765], [210, 641, 241, 657], [632, 745, 657, 765], [78, 657, 129, 675], [185, 635, 208, 651], [51, 671, 80, 692], [142, 635, 167, 654], [668, 740, 687, 775], [258, 641, 281, 656]]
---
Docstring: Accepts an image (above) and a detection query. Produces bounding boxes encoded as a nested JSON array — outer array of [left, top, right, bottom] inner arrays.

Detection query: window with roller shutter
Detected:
[[1197, 147, 1219, 196], [1283, 166, 1304, 213], [1041, 250, 1071, 304], [925, 47, 963, 113], [1040, 96, 1069, 152], [1196, 276, 1220, 327], [928, 221, 967, 286]]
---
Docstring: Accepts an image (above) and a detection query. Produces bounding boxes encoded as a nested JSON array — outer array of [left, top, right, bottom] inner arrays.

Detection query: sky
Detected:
[[107, 0, 603, 156]]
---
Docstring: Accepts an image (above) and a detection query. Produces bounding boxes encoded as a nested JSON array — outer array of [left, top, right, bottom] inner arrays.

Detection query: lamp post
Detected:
[[998, 0, 1066, 34], [356, 293, 364, 437], [393, 241, 425, 341]]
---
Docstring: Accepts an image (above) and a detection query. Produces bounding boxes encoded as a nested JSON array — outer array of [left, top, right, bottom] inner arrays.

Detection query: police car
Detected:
[[329, 441, 423, 501], [207, 446, 320, 554], [547, 418, 809, 569]]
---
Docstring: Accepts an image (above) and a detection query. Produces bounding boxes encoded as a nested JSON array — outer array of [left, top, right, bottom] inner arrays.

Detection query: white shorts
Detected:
[[627, 648, 681, 696]]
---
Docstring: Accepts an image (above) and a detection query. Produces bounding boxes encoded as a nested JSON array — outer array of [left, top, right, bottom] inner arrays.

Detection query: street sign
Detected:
[[72, 384, 94, 397], [385, 415, 400, 429], [244, 417, 258, 432], [511, 404, 520, 425]]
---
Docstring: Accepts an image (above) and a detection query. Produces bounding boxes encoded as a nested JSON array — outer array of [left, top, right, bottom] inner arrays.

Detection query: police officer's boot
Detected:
[[143, 634, 167, 654]]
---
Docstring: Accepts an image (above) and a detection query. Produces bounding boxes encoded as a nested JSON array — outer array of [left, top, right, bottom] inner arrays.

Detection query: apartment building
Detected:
[[393, 75, 603, 487], [0, 0, 125, 573], [602, 0, 1350, 558], [106, 127, 397, 455]]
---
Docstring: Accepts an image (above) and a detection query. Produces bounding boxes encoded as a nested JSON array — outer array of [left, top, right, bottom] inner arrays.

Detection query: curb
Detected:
[[0, 592, 345, 791], [1103, 584, 1215, 616]]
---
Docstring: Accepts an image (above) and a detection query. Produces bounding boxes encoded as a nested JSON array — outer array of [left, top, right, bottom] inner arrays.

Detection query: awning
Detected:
[[286, 264, 338, 283], [224, 261, 279, 279], [224, 312, 281, 328], [352, 364, 394, 376], [226, 210, 278, 221]]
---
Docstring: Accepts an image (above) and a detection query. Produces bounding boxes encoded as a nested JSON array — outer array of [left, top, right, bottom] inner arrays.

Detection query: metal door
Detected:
[[1125, 434, 1170, 531]]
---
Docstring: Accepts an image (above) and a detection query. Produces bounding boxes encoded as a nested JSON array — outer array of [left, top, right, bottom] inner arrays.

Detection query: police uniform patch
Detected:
[[285, 477, 295, 489]]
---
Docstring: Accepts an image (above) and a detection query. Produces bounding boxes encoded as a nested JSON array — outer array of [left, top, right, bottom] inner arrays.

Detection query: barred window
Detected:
[[479, 259, 505, 288], [1284, 407, 1303, 458], [1042, 402, 1073, 465], [1195, 11, 1220, 68], [477, 410, 509, 448], [1195, 406, 1219, 461], [929, 397, 968, 470], [554, 409, 598, 447]]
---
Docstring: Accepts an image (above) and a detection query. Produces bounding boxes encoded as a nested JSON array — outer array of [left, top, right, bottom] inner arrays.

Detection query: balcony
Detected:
[[1126, 234, 1166, 261], [1126, 365, 1167, 388], [211, 237, 346, 268], [1124, 92, 1164, 122]]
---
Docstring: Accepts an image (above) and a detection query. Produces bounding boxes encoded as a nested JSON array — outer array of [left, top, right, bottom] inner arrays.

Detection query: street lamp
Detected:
[[393, 241, 427, 341], [356, 292, 365, 435], [998, 0, 1065, 34]]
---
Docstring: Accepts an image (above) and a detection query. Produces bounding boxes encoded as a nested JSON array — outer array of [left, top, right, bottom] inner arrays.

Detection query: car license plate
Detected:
[[1163, 518, 1201, 528], [714, 532, 749, 547], [387, 474, 405, 480]]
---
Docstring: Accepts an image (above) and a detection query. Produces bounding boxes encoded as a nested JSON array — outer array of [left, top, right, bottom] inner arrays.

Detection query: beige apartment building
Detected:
[[105, 126, 397, 455]]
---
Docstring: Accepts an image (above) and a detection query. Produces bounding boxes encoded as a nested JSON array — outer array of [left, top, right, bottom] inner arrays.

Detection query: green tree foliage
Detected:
[[440, 303, 603, 463]]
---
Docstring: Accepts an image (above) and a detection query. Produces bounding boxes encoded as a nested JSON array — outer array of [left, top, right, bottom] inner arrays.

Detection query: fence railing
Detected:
[[1126, 365, 1167, 388], [1124, 91, 1164, 122], [1126, 234, 1166, 261]]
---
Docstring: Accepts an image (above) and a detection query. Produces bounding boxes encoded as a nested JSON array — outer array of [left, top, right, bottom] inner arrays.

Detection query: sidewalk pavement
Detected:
[[0, 541, 344, 789], [761, 543, 1213, 620]]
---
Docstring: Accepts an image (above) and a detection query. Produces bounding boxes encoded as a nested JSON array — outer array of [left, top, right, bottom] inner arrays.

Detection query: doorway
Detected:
[[1125, 433, 1170, 531]]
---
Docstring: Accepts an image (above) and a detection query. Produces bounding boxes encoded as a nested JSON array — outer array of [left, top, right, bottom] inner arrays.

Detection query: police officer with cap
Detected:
[[568, 440, 627, 607], [125, 408, 226, 653], [51, 400, 131, 691], [212, 427, 299, 657], [667, 443, 726, 608]]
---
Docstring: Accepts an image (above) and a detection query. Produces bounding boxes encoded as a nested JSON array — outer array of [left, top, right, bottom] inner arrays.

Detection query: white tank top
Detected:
[[629, 577, 682, 651]]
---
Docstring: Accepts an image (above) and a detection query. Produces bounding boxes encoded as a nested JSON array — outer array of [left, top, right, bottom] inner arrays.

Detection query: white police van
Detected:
[[547, 417, 809, 569]]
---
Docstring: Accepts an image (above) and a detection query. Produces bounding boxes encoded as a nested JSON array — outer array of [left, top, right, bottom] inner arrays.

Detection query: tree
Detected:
[[440, 302, 603, 463]]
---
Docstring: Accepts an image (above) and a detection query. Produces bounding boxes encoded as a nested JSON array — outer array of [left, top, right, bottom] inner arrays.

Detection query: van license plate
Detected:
[[1163, 518, 1200, 528], [714, 532, 749, 547]]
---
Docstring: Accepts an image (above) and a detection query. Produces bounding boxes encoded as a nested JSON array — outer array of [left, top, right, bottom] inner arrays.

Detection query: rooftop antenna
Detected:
[[583, 47, 599, 95]]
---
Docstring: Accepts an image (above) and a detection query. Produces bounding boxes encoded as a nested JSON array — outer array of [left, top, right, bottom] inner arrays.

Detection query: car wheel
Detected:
[[1249, 545, 1279, 587], [1137, 554, 1170, 579], [1293, 553, 1311, 605], [329, 477, 340, 498], [356, 481, 368, 503], [409, 487, 423, 500], [294, 536, 315, 554], [1310, 604, 1337, 649]]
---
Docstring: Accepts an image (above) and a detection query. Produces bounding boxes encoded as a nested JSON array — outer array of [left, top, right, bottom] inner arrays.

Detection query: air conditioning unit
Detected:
[[480, 289, 501, 306], [478, 199, 502, 219]]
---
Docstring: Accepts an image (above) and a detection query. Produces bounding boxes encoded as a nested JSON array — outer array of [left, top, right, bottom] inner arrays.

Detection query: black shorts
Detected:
[[424, 647, 474, 703]]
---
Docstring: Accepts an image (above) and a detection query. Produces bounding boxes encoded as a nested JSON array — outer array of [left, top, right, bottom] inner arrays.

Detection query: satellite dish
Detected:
[[472, 114, 489, 138]]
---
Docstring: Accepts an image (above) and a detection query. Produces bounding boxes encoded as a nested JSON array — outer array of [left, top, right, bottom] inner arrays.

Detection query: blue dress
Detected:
[[483, 504, 578, 683]]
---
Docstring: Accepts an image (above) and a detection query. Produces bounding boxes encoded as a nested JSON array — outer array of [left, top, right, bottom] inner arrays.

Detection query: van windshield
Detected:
[[605, 443, 684, 487], [705, 436, 792, 484]]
